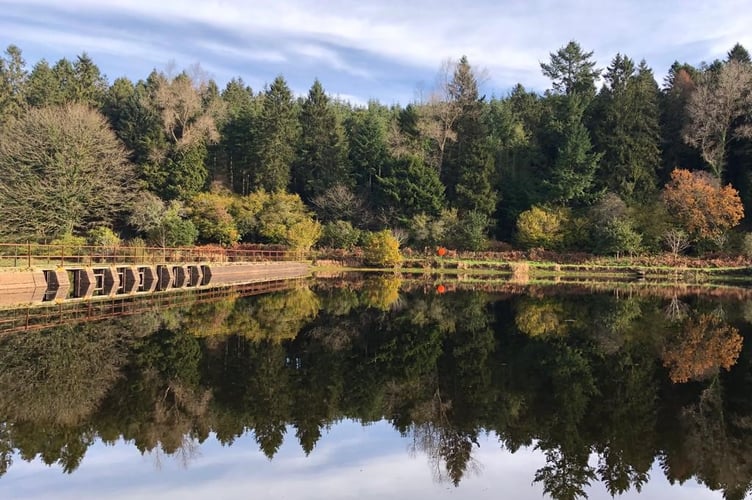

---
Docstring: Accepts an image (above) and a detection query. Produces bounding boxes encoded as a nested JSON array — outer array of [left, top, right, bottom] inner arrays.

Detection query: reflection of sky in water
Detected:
[[1, 420, 720, 500]]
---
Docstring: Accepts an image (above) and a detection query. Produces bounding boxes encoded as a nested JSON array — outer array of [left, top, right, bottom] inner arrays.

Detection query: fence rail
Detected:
[[0, 243, 306, 268], [0, 278, 306, 335]]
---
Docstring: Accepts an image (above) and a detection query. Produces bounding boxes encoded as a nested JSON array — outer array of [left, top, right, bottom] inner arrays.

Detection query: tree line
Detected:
[[1, 41, 751, 254], [1, 282, 751, 498]]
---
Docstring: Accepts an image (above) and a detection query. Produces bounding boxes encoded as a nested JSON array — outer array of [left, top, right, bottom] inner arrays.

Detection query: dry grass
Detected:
[[509, 261, 530, 284]]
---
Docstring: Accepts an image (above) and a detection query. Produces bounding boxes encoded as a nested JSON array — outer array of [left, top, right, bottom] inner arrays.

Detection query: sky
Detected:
[[2, 0, 752, 105], [0, 421, 724, 500]]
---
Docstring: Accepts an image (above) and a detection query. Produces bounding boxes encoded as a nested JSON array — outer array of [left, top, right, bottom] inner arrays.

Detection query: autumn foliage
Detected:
[[662, 313, 743, 383], [662, 169, 744, 242]]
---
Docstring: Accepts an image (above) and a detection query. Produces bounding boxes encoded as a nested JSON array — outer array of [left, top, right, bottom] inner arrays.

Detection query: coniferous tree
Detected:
[[214, 78, 258, 194], [443, 56, 496, 218], [489, 87, 545, 237], [24, 59, 62, 107], [253, 76, 298, 192], [103, 75, 166, 167], [348, 105, 389, 198], [71, 53, 107, 106], [293, 79, 349, 201], [0, 45, 26, 122], [377, 154, 445, 222], [727, 43, 751, 64], [544, 94, 601, 206], [540, 41, 601, 98], [593, 55, 661, 200]]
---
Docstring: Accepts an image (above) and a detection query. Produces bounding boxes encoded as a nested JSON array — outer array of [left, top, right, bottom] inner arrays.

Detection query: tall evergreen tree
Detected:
[[727, 43, 751, 64], [490, 85, 546, 237], [102, 76, 166, 166], [214, 78, 258, 194], [0, 45, 26, 122], [377, 154, 445, 222], [253, 76, 298, 192], [593, 55, 661, 200], [71, 53, 107, 106], [540, 41, 601, 98], [544, 94, 601, 206], [293, 79, 349, 200], [347, 104, 389, 198], [24, 59, 62, 107], [443, 56, 496, 217]]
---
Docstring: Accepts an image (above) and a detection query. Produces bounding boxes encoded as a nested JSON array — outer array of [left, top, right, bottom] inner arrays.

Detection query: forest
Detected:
[[1, 41, 751, 256]]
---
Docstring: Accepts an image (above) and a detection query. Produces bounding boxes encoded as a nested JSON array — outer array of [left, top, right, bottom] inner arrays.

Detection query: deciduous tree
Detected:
[[683, 61, 752, 179], [662, 169, 744, 243], [0, 104, 136, 240]]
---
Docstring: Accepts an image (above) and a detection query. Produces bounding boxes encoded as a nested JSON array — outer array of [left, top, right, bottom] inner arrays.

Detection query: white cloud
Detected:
[[4, 0, 752, 100]]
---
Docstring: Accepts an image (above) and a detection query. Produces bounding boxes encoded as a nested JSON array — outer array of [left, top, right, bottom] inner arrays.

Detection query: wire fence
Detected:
[[0, 243, 307, 268]]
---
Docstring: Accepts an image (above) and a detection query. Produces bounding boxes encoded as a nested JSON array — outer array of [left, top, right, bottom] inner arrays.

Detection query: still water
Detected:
[[1, 275, 751, 499]]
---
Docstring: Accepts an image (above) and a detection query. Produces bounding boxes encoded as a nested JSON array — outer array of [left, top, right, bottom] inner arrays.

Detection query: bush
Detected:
[[515, 206, 569, 250], [593, 219, 642, 256], [149, 214, 198, 248], [87, 227, 121, 248], [743, 233, 752, 259], [319, 220, 361, 249], [453, 210, 489, 251], [189, 192, 240, 246], [50, 233, 88, 257], [240, 191, 322, 250], [362, 230, 402, 267]]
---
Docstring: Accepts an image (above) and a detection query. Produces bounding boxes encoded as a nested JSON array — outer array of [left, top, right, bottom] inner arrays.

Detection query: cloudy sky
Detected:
[[2, 0, 751, 104], [1, 421, 723, 499]]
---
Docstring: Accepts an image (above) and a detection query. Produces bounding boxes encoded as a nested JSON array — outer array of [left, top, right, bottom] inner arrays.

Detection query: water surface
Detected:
[[1, 276, 750, 499]]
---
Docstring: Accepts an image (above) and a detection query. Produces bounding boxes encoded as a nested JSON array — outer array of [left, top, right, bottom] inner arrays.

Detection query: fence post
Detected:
[[27, 241, 31, 268]]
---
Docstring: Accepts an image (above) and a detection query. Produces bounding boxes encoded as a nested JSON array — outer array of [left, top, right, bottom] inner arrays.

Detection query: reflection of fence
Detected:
[[0, 243, 305, 268], [0, 278, 306, 335]]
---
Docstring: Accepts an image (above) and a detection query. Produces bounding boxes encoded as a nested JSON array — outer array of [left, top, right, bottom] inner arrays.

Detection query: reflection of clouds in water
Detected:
[[2, 421, 721, 500]]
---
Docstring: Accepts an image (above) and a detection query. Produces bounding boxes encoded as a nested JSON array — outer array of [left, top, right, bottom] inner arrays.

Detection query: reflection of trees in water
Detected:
[[662, 314, 743, 383], [1, 284, 752, 500]]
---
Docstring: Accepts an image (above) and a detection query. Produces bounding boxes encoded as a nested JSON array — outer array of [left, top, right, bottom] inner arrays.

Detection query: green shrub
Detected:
[[50, 233, 88, 257], [515, 205, 569, 250], [363, 230, 402, 267], [87, 227, 121, 248], [593, 219, 642, 256], [189, 192, 240, 246], [742, 233, 752, 258], [320, 220, 361, 249]]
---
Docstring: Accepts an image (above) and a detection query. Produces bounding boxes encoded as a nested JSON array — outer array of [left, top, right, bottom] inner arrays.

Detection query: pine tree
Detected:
[[0, 45, 26, 122], [593, 55, 661, 200], [727, 43, 751, 64], [215, 78, 258, 194], [540, 41, 601, 98], [71, 53, 107, 106], [347, 105, 389, 198], [293, 79, 349, 200], [253, 76, 298, 192], [377, 154, 445, 222], [443, 56, 496, 217], [544, 94, 601, 205], [24, 59, 62, 107]]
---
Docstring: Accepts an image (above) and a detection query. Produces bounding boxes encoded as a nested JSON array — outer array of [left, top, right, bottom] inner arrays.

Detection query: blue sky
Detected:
[[0, 421, 724, 499], [2, 0, 751, 105]]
